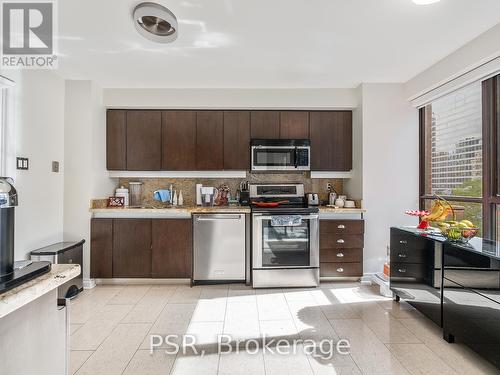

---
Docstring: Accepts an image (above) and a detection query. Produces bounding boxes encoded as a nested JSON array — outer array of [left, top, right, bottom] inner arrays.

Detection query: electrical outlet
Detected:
[[326, 182, 332, 191], [16, 157, 29, 170], [52, 161, 59, 173]]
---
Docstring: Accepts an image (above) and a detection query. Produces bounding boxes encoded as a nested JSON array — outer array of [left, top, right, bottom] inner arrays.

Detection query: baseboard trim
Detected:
[[94, 278, 191, 285], [320, 277, 361, 282], [360, 273, 374, 285], [83, 278, 96, 289]]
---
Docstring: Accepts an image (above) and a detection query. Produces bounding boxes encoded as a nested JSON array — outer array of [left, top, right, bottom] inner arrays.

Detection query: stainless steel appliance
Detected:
[[0, 177, 51, 294], [30, 240, 85, 298], [306, 193, 319, 206], [251, 183, 319, 288], [193, 213, 247, 283], [251, 139, 310, 171]]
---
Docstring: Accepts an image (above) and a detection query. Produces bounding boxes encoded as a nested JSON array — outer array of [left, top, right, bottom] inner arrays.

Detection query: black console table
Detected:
[[390, 227, 500, 368]]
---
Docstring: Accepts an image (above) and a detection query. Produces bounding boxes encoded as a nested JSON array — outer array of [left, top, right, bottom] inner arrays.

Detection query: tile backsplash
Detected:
[[116, 173, 343, 206]]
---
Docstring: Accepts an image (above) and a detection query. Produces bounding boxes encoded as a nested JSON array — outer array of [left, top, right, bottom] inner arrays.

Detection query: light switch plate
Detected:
[[16, 157, 29, 170], [52, 161, 59, 173]]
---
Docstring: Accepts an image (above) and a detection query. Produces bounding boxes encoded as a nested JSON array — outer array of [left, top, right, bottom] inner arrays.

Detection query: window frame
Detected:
[[419, 74, 499, 240]]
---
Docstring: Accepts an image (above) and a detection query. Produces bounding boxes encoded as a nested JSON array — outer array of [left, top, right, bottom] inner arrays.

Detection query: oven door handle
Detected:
[[254, 214, 319, 221]]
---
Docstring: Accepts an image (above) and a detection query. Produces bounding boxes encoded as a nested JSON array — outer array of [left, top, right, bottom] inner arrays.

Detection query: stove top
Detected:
[[251, 205, 319, 214], [0, 261, 51, 294]]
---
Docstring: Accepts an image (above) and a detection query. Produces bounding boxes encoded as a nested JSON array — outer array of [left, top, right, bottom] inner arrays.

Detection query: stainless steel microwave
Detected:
[[251, 139, 310, 171]]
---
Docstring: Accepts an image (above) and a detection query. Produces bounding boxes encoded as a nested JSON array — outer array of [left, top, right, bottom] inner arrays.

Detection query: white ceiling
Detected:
[[57, 0, 500, 88]]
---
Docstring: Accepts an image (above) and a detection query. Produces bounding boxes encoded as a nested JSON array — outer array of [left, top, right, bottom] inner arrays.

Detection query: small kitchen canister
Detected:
[[115, 186, 129, 206], [129, 181, 143, 206]]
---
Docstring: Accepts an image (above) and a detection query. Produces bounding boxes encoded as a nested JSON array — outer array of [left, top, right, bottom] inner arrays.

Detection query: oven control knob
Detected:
[[337, 224, 345, 229], [337, 268, 344, 273], [336, 253, 344, 258], [337, 239, 345, 244]]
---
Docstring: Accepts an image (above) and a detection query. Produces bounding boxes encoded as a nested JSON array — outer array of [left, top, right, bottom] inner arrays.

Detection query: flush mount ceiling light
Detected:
[[133, 2, 178, 43], [412, 0, 440, 4]]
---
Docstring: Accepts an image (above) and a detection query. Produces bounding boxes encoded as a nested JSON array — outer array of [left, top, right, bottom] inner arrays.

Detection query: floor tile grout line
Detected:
[[283, 289, 316, 375], [215, 286, 230, 375], [71, 350, 94, 375]]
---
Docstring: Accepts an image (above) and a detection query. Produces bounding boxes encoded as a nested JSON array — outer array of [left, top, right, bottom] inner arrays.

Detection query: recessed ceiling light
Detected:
[[412, 0, 440, 4], [133, 2, 178, 43]]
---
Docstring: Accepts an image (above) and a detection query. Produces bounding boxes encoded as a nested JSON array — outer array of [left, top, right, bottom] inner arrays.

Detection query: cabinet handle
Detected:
[[336, 253, 344, 258], [399, 240, 408, 244], [336, 268, 344, 273], [337, 239, 345, 244], [398, 268, 407, 273], [337, 224, 346, 229], [398, 253, 407, 258]]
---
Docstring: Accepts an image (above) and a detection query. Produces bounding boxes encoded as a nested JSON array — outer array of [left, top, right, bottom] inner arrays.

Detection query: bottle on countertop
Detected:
[[169, 184, 173, 204], [178, 190, 183, 206], [173, 190, 178, 206]]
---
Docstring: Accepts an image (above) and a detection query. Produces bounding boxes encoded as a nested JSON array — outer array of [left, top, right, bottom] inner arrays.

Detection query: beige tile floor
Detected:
[[69, 282, 499, 375]]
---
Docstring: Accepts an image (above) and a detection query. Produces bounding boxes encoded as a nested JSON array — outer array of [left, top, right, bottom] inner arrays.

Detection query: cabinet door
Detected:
[[90, 219, 113, 278], [152, 219, 192, 278], [162, 111, 197, 170], [310, 111, 352, 171], [280, 111, 309, 139], [196, 111, 224, 170], [113, 219, 152, 278], [250, 111, 280, 139], [126, 111, 162, 170], [223, 111, 251, 170], [106, 110, 127, 170]]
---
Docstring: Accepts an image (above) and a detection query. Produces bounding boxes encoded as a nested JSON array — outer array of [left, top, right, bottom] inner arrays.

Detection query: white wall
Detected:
[[63, 80, 114, 281], [103, 88, 358, 109], [405, 23, 500, 102], [361, 83, 419, 275], [0, 70, 65, 260]]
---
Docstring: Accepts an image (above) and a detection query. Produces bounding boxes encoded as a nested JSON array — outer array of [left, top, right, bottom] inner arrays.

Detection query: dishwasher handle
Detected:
[[196, 214, 242, 221]]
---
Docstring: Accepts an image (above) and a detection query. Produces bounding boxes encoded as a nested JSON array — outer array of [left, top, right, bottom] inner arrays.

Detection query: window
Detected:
[[420, 82, 484, 232]]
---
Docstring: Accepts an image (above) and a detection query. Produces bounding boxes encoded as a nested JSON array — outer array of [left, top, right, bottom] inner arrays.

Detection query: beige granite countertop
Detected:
[[318, 207, 365, 214], [91, 205, 251, 218], [0, 264, 81, 319]]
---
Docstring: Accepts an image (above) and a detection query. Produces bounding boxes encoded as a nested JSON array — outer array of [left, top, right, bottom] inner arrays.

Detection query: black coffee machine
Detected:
[[0, 178, 50, 292]]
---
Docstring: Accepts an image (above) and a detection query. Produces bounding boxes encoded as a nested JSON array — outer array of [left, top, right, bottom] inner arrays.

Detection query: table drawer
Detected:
[[321, 234, 364, 249], [321, 220, 364, 234], [320, 262, 362, 277], [321, 248, 362, 263], [390, 247, 427, 264], [391, 262, 426, 279]]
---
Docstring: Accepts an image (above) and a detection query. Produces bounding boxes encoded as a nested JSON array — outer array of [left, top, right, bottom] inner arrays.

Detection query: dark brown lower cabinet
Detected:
[[90, 218, 193, 278], [113, 219, 152, 278], [90, 219, 113, 278], [152, 219, 192, 278], [320, 219, 364, 278]]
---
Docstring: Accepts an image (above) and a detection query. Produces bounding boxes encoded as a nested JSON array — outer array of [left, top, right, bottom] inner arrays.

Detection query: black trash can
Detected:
[[30, 240, 85, 299]]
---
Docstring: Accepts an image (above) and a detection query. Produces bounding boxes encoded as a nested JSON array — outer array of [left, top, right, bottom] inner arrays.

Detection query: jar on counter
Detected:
[[129, 181, 143, 206], [115, 186, 129, 206]]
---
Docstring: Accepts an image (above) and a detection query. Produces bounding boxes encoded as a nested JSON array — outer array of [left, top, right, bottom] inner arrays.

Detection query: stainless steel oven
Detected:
[[252, 212, 319, 288], [251, 139, 310, 171]]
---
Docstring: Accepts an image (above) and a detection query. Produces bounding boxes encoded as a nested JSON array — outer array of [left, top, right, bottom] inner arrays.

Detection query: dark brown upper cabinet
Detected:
[[126, 111, 162, 170], [280, 111, 309, 139], [106, 110, 127, 170], [196, 111, 224, 170], [112, 219, 152, 278], [250, 111, 280, 139], [310, 111, 352, 171], [223, 111, 251, 170], [162, 111, 197, 170]]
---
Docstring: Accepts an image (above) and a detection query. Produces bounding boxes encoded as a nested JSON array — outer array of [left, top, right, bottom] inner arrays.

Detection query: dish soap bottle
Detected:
[[172, 190, 178, 206], [178, 190, 183, 206]]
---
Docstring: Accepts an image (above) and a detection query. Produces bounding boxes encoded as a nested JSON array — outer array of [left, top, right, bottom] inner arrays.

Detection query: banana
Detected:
[[422, 201, 445, 221]]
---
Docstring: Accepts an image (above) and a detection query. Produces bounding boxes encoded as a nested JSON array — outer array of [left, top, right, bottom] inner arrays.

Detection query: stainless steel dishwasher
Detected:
[[193, 213, 246, 283]]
